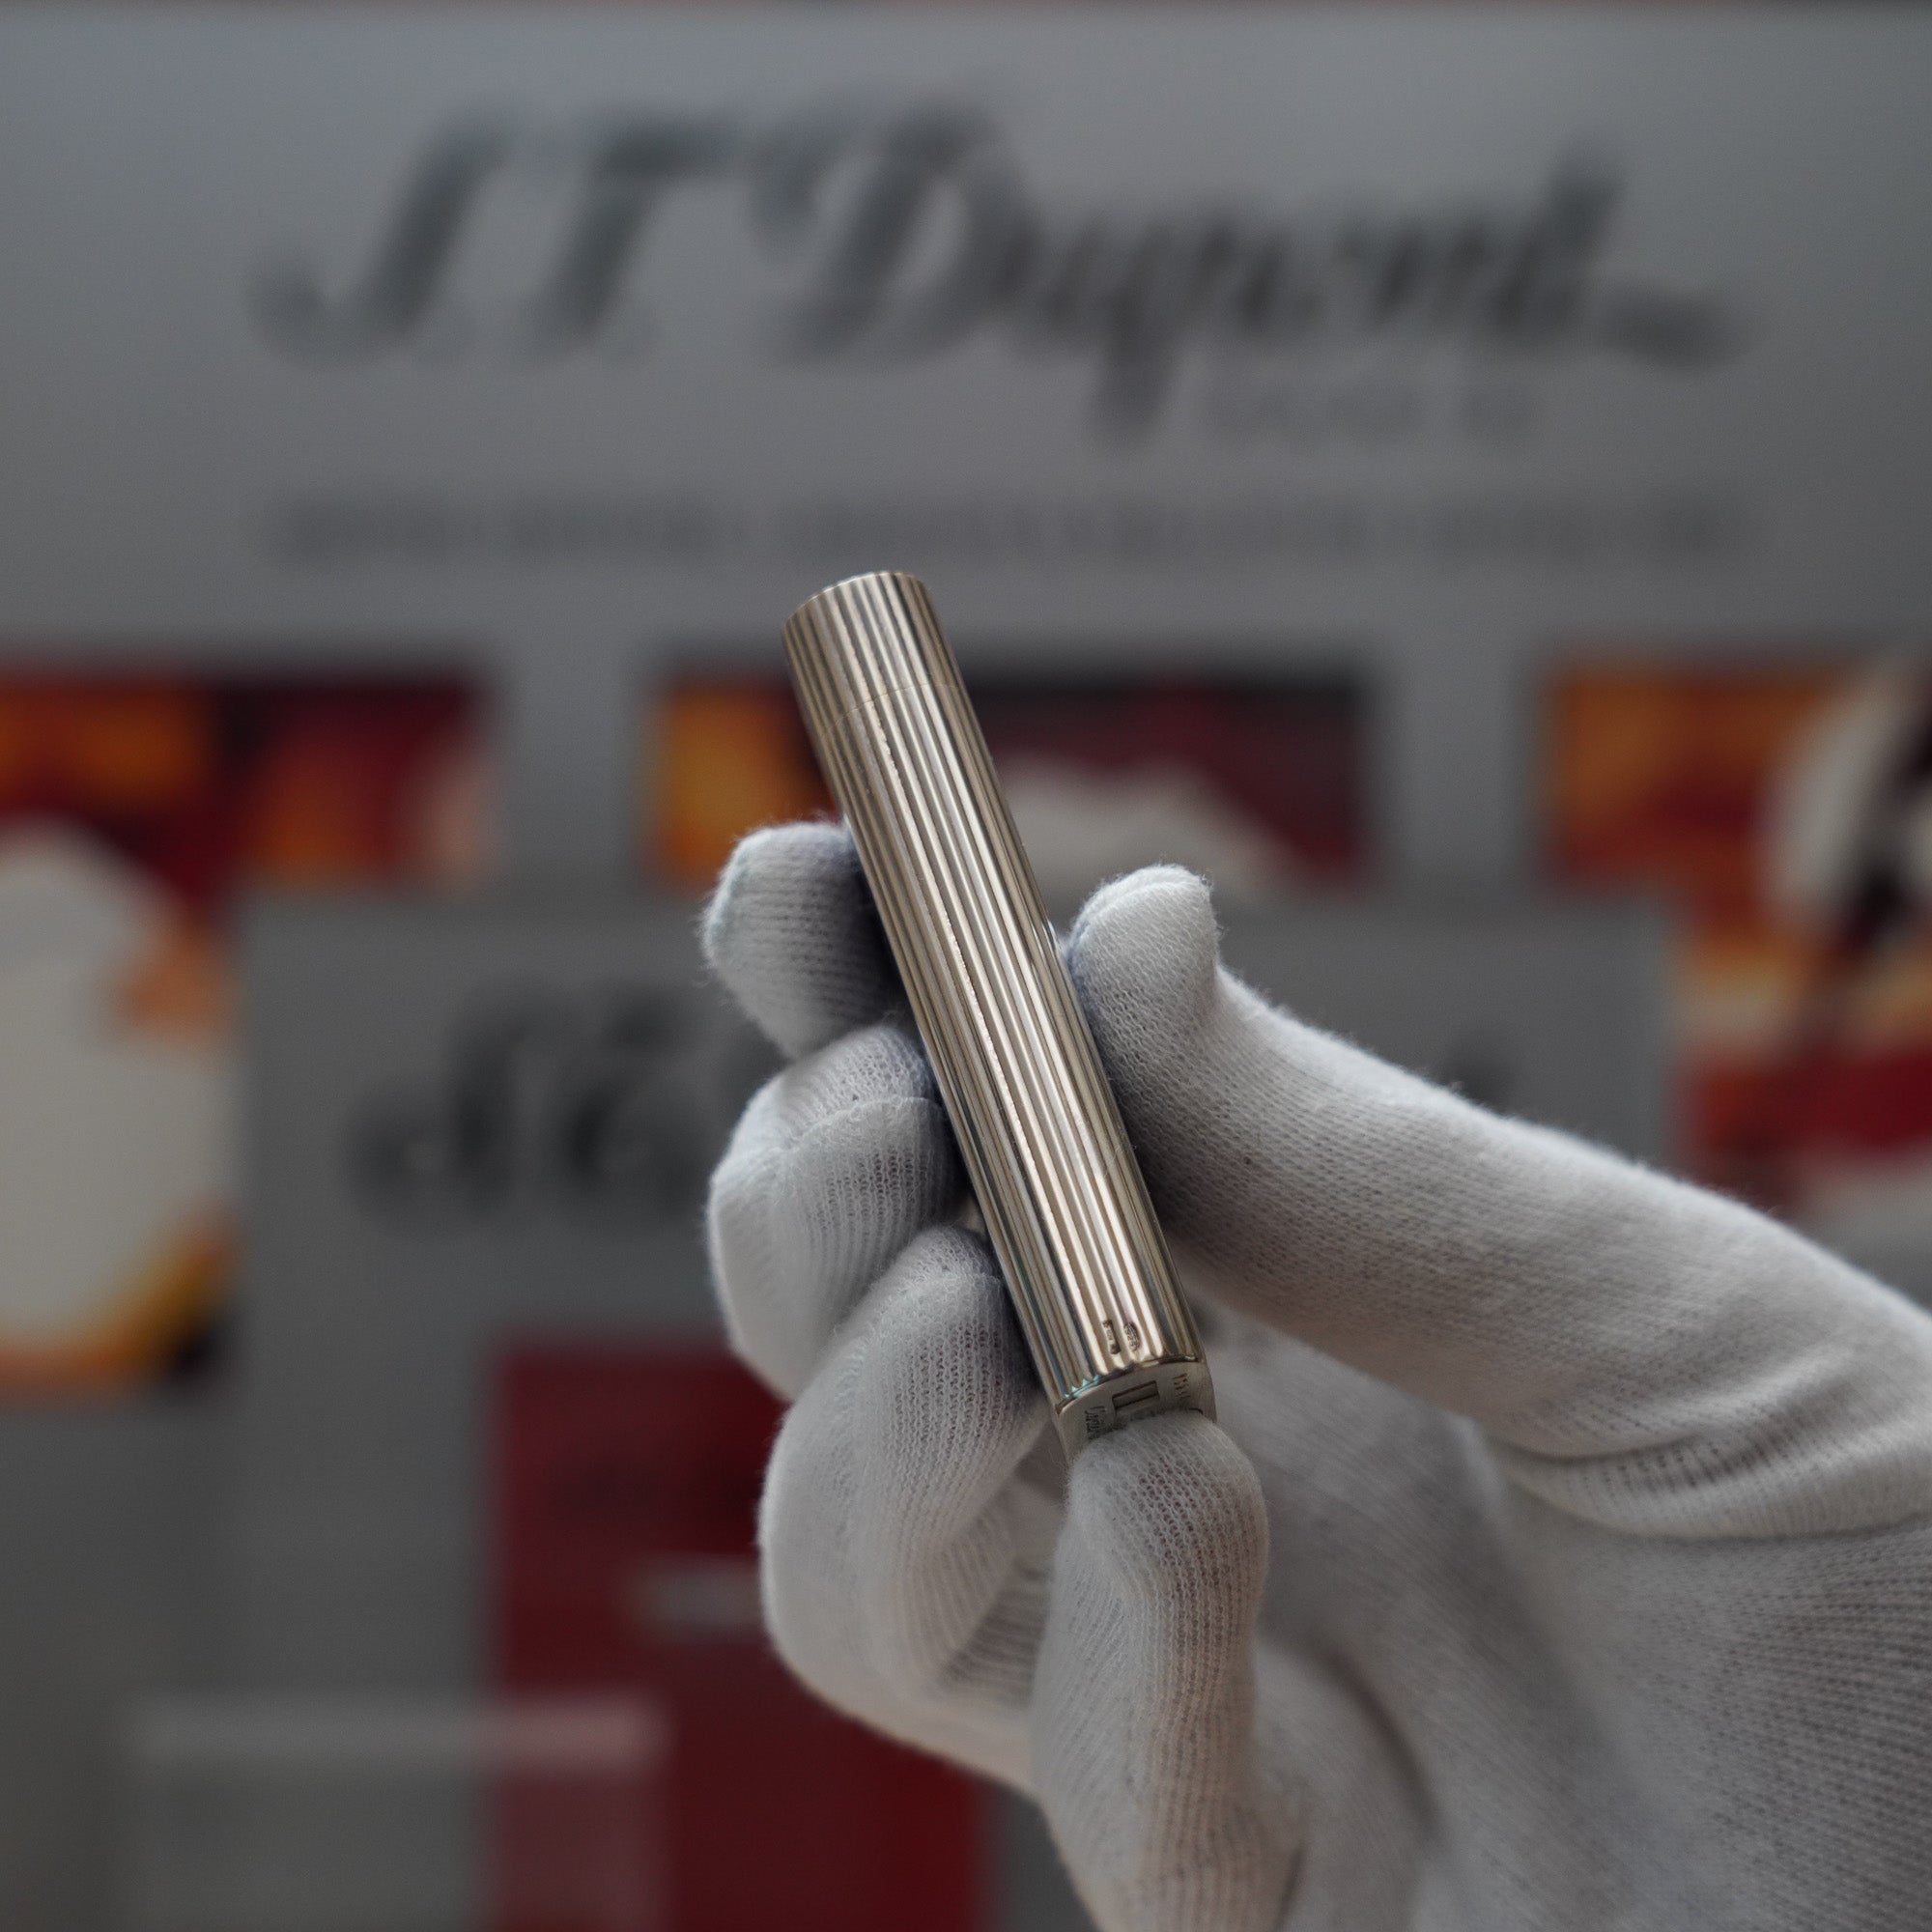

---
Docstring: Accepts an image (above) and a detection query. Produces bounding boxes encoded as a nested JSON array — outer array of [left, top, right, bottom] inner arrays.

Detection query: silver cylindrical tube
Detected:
[[784, 571, 1213, 1458]]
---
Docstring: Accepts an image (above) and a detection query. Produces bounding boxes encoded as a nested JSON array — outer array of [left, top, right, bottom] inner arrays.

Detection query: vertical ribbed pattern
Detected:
[[784, 571, 1212, 1455]]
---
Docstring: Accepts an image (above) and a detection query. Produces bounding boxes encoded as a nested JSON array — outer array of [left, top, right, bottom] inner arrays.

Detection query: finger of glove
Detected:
[[1033, 1412, 1298, 1932], [708, 1020, 963, 1399], [1067, 866, 1932, 1538], [758, 1225, 1051, 1787], [702, 821, 894, 1060]]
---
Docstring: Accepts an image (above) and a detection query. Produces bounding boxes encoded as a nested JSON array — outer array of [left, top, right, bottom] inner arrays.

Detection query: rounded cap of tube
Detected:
[[783, 572, 963, 737]]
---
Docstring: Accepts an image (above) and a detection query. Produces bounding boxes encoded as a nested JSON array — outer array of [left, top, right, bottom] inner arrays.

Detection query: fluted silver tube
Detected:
[[783, 571, 1213, 1457]]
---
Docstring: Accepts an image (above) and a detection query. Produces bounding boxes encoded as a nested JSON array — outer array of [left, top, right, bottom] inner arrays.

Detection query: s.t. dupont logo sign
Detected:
[[255, 102, 1743, 437]]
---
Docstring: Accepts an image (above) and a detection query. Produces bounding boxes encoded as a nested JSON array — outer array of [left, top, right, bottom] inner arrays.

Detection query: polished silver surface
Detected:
[[784, 571, 1212, 1457]]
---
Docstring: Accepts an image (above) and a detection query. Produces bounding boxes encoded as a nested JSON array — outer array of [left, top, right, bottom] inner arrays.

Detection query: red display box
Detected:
[[495, 1346, 986, 1932]]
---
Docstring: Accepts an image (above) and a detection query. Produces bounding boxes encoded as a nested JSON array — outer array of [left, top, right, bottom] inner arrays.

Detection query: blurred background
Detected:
[[0, 4, 1929, 1928]]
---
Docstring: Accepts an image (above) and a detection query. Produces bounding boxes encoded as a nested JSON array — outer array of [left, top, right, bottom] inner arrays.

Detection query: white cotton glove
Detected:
[[701, 821, 1932, 1932]]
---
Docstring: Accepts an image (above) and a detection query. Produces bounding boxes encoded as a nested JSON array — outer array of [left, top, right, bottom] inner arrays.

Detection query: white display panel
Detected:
[[1, 8, 1928, 884]]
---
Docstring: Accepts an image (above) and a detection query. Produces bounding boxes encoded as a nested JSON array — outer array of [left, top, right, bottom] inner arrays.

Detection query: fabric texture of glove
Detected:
[[703, 819, 1932, 1932]]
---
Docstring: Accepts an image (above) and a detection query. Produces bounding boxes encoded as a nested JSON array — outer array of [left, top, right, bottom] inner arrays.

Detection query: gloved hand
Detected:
[[702, 821, 1932, 1932]]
